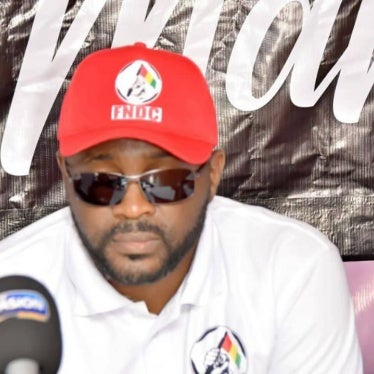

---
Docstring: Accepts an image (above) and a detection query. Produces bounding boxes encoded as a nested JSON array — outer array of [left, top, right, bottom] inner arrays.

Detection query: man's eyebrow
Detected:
[[65, 153, 113, 166], [149, 149, 173, 159], [85, 153, 113, 162], [67, 149, 173, 165]]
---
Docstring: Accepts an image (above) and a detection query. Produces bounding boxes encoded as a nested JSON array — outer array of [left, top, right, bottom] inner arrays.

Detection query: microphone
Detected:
[[0, 275, 62, 373]]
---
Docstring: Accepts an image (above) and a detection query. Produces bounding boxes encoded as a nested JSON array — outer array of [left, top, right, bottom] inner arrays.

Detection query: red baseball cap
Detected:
[[58, 43, 218, 164]]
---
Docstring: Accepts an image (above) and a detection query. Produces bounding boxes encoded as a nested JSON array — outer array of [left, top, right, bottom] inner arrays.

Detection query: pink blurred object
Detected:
[[344, 261, 374, 374]]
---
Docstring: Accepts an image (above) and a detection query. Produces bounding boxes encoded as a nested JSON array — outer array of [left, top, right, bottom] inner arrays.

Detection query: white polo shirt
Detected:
[[0, 196, 362, 373]]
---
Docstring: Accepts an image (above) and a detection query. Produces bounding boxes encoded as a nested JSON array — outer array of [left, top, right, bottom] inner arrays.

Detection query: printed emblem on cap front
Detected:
[[0, 290, 50, 323], [191, 326, 248, 373], [112, 60, 163, 123], [115, 60, 162, 105]]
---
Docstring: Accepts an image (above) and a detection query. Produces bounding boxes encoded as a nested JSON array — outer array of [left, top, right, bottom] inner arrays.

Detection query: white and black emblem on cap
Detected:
[[115, 60, 162, 105]]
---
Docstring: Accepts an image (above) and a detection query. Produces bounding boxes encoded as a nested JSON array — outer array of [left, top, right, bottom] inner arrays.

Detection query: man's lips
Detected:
[[110, 232, 160, 255]]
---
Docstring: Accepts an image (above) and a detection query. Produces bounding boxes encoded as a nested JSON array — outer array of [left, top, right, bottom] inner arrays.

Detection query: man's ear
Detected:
[[56, 151, 67, 181], [208, 149, 225, 200], [56, 151, 62, 169]]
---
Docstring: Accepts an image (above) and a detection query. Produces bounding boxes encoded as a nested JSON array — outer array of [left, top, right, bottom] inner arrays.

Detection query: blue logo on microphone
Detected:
[[0, 290, 50, 323]]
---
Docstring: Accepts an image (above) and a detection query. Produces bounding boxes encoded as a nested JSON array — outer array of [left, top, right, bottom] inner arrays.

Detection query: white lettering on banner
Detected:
[[226, 0, 308, 114], [112, 0, 179, 47], [290, 0, 374, 124], [332, 0, 374, 123], [0, 0, 178, 176], [1, 0, 373, 176], [183, 0, 225, 73], [226, 0, 374, 124], [1, 0, 107, 176]]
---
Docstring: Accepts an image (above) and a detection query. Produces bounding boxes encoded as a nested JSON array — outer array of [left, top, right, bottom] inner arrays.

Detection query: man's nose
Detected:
[[111, 181, 155, 219]]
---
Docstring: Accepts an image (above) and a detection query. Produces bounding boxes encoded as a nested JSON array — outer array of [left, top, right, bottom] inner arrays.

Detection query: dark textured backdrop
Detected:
[[0, 0, 373, 259]]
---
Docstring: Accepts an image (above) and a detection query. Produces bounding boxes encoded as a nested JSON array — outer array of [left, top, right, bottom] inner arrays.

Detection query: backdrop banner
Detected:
[[0, 0, 373, 259]]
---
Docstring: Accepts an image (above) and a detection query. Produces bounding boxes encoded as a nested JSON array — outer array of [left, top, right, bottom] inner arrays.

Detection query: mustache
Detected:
[[111, 221, 163, 235], [99, 220, 165, 247]]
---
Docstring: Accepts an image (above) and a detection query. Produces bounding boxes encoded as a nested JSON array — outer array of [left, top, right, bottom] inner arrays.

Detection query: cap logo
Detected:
[[115, 60, 162, 105], [112, 60, 163, 123]]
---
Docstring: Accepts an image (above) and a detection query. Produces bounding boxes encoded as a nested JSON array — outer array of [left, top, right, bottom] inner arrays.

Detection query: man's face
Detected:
[[58, 139, 224, 286]]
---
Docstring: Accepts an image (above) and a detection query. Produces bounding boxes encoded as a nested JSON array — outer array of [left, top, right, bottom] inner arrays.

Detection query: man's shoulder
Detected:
[[209, 196, 337, 258], [207, 197, 345, 311], [0, 207, 72, 269]]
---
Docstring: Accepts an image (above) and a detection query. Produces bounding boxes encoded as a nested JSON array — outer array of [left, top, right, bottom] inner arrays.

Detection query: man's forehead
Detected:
[[66, 138, 174, 164]]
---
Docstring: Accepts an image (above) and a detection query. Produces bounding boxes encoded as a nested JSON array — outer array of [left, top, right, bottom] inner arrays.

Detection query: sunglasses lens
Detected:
[[73, 173, 124, 206], [71, 168, 198, 206], [141, 169, 195, 203]]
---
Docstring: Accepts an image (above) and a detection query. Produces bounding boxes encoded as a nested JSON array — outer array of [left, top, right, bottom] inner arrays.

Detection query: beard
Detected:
[[72, 198, 209, 286]]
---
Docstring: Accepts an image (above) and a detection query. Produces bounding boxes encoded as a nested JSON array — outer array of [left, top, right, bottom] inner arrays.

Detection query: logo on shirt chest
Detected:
[[191, 326, 247, 374]]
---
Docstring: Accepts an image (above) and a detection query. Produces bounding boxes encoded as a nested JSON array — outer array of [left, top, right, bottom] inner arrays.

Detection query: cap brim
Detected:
[[59, 126, 214, 164]]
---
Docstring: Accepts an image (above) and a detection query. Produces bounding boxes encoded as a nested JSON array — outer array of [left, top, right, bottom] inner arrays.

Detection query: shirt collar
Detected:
[[65, 213, 148, 316], [179, 203, 226, 307]]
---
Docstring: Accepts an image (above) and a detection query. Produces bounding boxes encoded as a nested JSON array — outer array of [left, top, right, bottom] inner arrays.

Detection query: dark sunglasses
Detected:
[[65, 163, 207, 206]]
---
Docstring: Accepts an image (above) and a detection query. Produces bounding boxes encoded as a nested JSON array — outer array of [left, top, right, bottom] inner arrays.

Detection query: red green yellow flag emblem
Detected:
[[138, 64, 157, 88], [220, 332, 243, 368]]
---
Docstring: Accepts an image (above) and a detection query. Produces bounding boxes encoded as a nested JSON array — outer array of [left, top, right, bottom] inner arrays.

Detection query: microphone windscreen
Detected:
[[0, 275, 62, 373]]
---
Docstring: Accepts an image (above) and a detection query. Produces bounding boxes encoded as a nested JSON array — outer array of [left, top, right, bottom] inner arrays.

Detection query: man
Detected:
[[0, 43, 362, 373]]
